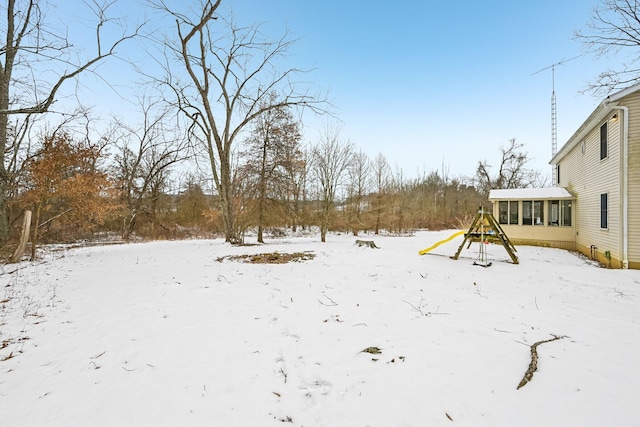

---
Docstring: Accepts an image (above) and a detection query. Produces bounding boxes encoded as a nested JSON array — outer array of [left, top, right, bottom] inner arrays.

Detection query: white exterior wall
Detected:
[[620, 93, 640, 267], [559, 114, 621, 261]]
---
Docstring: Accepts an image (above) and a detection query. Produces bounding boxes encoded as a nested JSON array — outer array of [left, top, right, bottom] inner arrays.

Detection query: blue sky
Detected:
[[52, 0, 616, 181], [216, 0, 611, 180]]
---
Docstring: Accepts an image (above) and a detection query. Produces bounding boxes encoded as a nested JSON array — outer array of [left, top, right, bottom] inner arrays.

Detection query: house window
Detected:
[[600, 193, 608, 229], [498, 201, 508, 224], [498, 201, 520, 225], [509, 201, 518, 224], [523, 201, 532, 225], [556, 165, 560, 184], [549, 200, 560, 225], [600, 122, 608, 160], [562, 200, 572, 226], [548, 200, 572, 226], [534, 200, 544, 225]]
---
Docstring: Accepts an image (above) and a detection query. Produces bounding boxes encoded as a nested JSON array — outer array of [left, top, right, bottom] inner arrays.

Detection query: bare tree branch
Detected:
[[576, 0, 640, 94], [0, 0, 143, 243], [474, 138, 539, 196], [153, 1, 329, 243]]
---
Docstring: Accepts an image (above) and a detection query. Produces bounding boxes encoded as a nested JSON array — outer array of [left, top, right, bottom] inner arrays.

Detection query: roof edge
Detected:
[[488, 187, 575, 200], [551, 82, 640, 165], [550, 103, 608, 164], [607, 81, 640, 102]]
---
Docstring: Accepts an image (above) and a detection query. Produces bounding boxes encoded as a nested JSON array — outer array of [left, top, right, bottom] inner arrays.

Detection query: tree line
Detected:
[[3, 0, 630, 258], [4, 105, 492, 254]]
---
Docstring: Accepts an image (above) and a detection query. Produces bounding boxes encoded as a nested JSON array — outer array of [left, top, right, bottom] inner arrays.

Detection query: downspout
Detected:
[[603, 100, 629, 269]]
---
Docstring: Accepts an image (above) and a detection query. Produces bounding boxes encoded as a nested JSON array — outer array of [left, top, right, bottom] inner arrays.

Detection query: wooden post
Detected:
[[9, 210, 32, 263]]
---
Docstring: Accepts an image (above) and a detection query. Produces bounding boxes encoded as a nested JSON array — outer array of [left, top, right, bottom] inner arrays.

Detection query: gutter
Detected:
[[603, 100, 629, 269]]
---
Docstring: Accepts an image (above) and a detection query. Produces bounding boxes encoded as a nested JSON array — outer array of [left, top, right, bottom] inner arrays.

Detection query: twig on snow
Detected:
[[403, 297, 428, 316], [317, 295, 338, 306], [517, 334, 567, 390], [403, 298, 448, 317]]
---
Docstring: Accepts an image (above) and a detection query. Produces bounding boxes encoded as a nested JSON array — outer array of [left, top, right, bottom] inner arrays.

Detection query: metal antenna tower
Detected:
[[532, 55, 581, 184]]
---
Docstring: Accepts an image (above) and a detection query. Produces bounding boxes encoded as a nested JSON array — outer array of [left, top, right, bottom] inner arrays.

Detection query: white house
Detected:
[[489, 82, 640, 269]]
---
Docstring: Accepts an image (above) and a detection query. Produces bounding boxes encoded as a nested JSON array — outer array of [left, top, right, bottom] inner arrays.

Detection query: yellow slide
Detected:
[[419, 230, 466, 255]]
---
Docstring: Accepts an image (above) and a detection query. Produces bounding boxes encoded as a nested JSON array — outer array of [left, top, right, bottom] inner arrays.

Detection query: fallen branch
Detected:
[[37, 208, 72, 229], [317, 295, 338, 306], [517, 334, 566, 390], [90, 350, 106, 359]]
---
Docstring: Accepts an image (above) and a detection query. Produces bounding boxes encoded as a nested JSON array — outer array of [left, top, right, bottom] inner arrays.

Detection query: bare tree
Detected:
[[175, 175, 209, 226], [154, 1, 326, 244], [278, 136, 307, 233], [111, 97, 189, 239], [474, 138, 541, 197], [371, 153, 391, 234], [390, 166, 408, 234], [310, 126, 353, 242], [239, 96, 302, 243], [575, 0, 640, 94], [0, 0, 141, 243], [346, 149, 371, 235]]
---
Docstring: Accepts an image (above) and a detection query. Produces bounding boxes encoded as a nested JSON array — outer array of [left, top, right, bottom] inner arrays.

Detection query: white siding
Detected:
[[621, 93, 640, 266], [554, 87, 640, 267], [559, 113, 621, 261]]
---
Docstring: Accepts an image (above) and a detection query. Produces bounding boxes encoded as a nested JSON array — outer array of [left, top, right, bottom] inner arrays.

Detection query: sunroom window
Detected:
[[549, 200, 560, 225], [498, 201, 520, 225], [509, 201, 518, 224], [523, 201, 532, 225], [499, 201, 508, 224], [533, 200, 544, 225], [562, 200, 572, 226]]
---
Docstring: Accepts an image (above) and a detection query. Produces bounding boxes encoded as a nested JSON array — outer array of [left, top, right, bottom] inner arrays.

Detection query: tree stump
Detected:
[[355, 239, 379, 249], [9, 210, 32, 263]]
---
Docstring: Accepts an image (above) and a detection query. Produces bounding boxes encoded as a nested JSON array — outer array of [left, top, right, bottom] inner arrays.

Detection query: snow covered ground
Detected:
[[1, 230, 639, 427]]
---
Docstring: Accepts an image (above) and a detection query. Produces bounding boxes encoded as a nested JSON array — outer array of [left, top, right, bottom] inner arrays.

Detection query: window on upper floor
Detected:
[[600, 122, 608, 160], [556, 165, 560, 185]]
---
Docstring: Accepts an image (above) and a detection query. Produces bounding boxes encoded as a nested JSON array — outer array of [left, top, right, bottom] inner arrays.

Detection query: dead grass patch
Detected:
[[217, 251, 315, 264]]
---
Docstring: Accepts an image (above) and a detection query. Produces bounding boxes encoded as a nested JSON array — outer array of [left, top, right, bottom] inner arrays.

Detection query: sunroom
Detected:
[[488, 187, 576, 250]]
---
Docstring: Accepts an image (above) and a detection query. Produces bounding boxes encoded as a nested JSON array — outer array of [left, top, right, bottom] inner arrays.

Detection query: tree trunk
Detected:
[[375, 195, 381, 235], [123, 209, 138, 240], [320, 206, 329, 243], [220, 158, 238, 244], [0, 176, 9, 244], [257, 133, 270, 244], [30, 202, 42, 261], [9, 210, 31, 263], [0, 64, 10, 245]]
